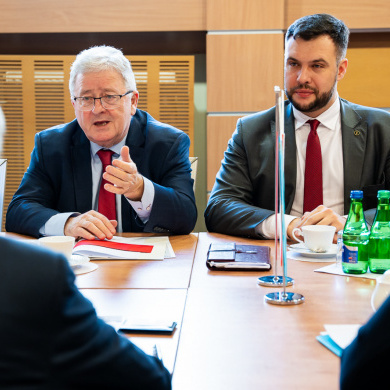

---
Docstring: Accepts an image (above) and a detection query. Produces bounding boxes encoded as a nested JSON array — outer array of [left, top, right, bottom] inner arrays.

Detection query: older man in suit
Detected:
[[6, 45, 197, 239], [0, 107, 171, 388], [205, 13, 390, 240]]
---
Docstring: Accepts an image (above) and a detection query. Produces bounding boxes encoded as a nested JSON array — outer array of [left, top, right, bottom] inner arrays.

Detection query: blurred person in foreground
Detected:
[[0, 107, 171, 388], [6, 45, 196, 239], [340, 295, 390, 388], [205, 14, 390, 241]]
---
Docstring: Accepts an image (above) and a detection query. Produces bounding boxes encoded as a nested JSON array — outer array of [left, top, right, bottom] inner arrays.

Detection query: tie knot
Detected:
[[307, 119, 320, 133], [97, 149, 114, 166]]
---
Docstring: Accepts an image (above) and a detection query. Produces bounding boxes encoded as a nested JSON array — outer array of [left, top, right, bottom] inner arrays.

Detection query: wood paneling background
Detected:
[[0, 0, 207, 33], [207, 33, 284, 112], [207, 0, 285, 30], [0, 0, 389, 230], [286, 0, 390, 30]]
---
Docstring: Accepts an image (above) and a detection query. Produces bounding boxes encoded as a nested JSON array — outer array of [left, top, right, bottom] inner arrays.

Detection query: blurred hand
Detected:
[[103, 145, 144, 201], [64, 210, 117, 240], [287, 205, 346, 243]]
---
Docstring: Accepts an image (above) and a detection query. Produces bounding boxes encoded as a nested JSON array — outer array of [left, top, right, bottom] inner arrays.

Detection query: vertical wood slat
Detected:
[[0, 55, 194, 230]]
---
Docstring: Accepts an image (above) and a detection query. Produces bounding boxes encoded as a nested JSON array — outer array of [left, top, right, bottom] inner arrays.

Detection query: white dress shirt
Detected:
[[40, 137, 155, 236], [257, 95, 344, 238]]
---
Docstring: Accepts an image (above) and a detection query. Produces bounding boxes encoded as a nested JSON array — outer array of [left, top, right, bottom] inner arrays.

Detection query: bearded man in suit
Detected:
[[205, 13, 390, 241]]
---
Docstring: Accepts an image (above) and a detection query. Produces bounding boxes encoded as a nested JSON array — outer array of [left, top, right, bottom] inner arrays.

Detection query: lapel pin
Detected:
[[354, 130, 361, 136]]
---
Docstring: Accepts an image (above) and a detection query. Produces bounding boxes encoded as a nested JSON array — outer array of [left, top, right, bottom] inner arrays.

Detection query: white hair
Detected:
[[69, 45, 137, 96]]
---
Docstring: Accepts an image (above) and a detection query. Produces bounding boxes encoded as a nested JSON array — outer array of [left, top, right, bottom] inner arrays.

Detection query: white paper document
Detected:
[[324, 324, 361, 349], [317, 324, 361, 357], [72, 236, 175, 260], [315, 263, 382, 280]]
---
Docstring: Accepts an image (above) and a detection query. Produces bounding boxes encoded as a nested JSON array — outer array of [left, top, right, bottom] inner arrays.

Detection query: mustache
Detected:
[[290, 84, 318, 94]]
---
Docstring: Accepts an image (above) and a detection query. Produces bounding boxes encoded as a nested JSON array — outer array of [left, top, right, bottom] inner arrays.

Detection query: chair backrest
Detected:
[[0, 159, 7, 232], [189, 157, 198, 192]]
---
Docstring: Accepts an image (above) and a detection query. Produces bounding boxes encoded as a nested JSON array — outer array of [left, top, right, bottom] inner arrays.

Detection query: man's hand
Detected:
[[287, 205, 346, 243], [103, 146, 144, 201], [64, 210, 117, 240]]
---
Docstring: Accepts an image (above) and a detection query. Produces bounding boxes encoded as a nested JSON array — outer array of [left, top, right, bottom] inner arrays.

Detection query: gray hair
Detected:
[[0, 107, 5, 153], [69, 45, 137, 96]]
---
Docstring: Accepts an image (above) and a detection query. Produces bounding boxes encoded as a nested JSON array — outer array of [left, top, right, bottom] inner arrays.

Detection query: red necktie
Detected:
[[97, 149, 116, 220], [303, 119, 323, 213]]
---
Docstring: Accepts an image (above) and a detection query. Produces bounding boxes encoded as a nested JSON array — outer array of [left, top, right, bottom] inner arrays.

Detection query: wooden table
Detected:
[[172, 232, 376, 390], [0, 233, 198, 289], [2, 231, 378, 388], [76, 233, 198, 289], [82, 288, 187, 374]]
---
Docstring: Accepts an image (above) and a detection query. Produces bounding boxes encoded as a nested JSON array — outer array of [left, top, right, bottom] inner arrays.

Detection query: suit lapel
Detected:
[[71, 124, 93, 213], [125, 110, 146, 171], [340, 99, 367, 214]]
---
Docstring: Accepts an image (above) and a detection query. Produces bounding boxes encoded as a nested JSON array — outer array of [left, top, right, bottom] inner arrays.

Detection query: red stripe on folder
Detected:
[[74, 240, 154, 253]]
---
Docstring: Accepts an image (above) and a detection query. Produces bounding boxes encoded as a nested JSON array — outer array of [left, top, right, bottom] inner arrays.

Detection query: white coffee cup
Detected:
[[39, 236, 75, 261], [292, 225, 336, 253]]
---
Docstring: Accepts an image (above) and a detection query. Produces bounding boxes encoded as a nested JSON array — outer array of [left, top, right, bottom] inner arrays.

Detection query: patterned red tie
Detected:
[[97, 149, 116, 220], [303, 119, 323, 213]]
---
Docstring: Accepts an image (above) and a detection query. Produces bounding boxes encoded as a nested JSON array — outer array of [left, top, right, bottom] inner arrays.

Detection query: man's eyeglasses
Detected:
[[73, 90, 133, 111]]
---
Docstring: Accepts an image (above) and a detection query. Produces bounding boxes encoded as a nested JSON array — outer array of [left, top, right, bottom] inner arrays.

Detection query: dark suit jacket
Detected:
[[0, 236, 171, 389], [340, 295, 390, 389], [6, 109, 197, 237], [205, 99, 390, 238]]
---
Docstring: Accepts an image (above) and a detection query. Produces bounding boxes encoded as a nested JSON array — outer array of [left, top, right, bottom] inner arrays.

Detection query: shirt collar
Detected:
[[293, 92, 341, 131], [90, 136, 127, 158]]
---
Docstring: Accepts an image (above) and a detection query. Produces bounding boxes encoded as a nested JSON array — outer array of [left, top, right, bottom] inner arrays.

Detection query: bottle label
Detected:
[[342, 244, 358, 264]]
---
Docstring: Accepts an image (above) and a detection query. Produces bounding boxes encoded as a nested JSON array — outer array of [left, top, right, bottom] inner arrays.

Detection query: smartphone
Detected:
[[118, 321, 177, 335]]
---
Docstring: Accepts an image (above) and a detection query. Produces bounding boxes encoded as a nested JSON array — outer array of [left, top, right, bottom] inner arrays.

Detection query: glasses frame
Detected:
[[73, 90, 133, 111]]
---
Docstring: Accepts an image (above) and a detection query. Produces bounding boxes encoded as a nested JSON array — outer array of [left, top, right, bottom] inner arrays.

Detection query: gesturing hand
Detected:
[[102, 145, 144, 201]]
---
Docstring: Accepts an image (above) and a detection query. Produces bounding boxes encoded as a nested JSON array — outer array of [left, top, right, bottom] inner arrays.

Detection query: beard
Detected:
[[285, 83, 336, 114]]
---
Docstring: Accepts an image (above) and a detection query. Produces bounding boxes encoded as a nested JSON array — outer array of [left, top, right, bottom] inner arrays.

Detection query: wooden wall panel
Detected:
[[338, 40, 390, 108], [207, 115, 244, 192], [207, 0, 285, 30], [286, 0, 390, 30], [0, 0, 206, 33], [207, 33, 284, 112]]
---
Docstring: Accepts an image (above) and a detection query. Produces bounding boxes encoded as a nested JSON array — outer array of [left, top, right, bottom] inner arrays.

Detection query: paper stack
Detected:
[[72, 236, 175, 260]]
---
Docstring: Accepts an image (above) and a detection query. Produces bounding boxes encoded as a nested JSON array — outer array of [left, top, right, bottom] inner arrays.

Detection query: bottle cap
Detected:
[[350, 190, 363, 199], [377, 190, 390, 199]]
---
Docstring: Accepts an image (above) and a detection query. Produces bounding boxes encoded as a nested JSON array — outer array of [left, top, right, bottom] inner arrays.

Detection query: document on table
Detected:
[[317, 324, 361, 357], [72, 236, 175, 260], [315, 263, 381, 280]]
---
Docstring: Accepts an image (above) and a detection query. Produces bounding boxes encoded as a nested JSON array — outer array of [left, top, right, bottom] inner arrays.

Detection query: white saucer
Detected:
[[71, 262, 98, 275], [289, 243, 338, 259], [69, 254, 90, 266]]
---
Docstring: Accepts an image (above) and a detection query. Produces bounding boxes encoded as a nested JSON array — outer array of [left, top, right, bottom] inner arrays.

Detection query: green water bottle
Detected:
[[342, 190, 369, 274], [368, 190, 390, 274]]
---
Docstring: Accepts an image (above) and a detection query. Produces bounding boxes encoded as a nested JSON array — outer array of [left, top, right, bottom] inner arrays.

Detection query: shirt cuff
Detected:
[[127, 177, 155, 223], [39, 212, 80, 236], [256, 214, 298, 239]]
